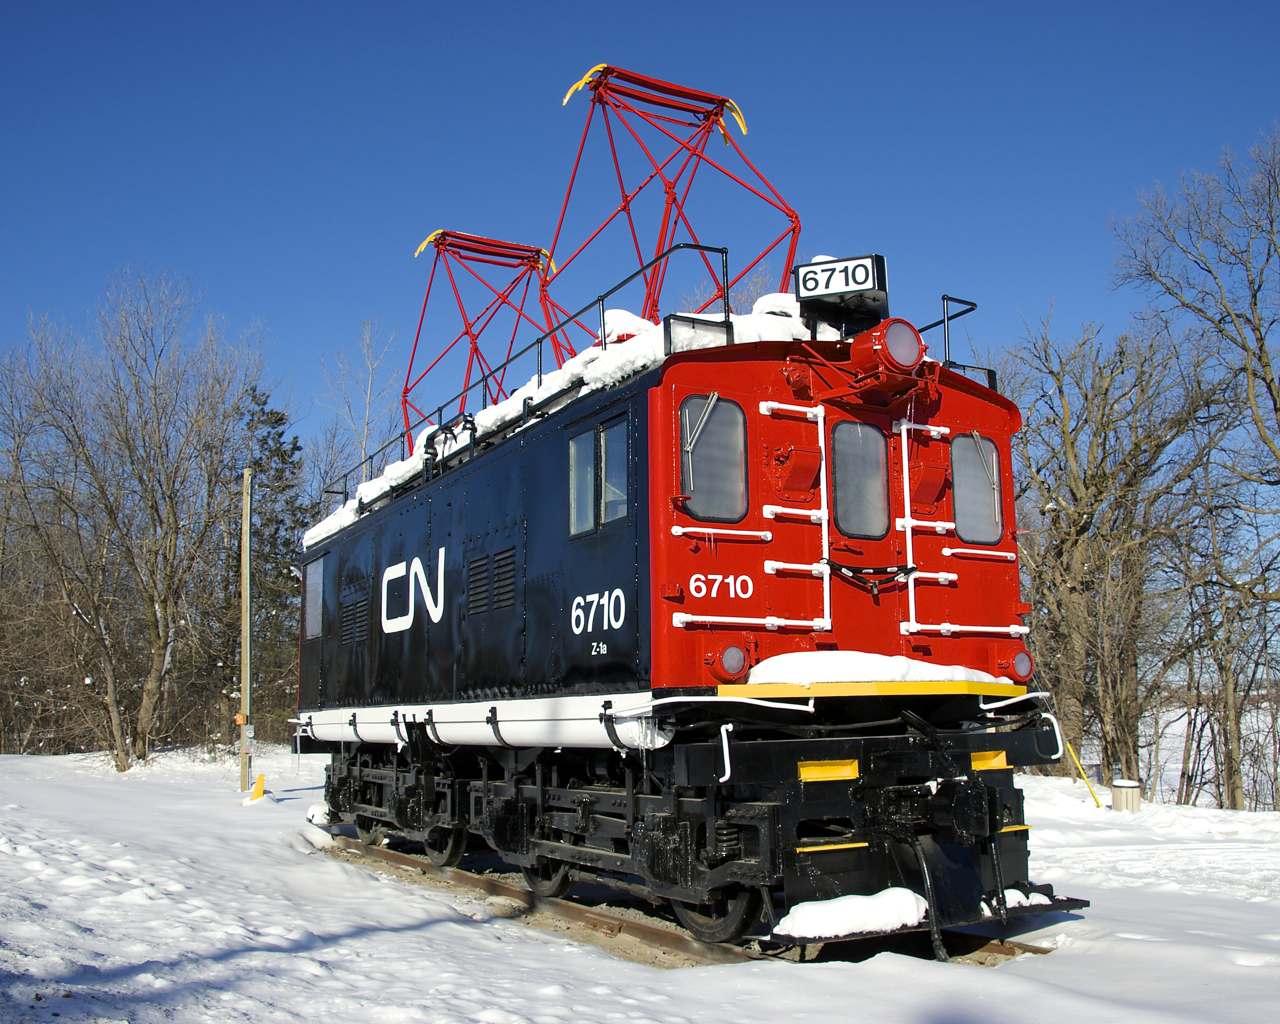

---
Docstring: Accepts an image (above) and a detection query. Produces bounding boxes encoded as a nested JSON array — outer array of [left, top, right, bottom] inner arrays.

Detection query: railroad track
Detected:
[[330, 836, 753, 965], [328, 836, 1054, 968]]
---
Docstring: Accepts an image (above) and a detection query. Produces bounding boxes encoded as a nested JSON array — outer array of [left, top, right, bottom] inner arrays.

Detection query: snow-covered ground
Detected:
[[2, 748, 1278, 1023]]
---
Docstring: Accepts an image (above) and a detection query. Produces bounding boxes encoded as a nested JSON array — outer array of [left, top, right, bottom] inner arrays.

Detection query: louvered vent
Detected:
[[467, 555, 489, 615], [340, 598, 369, 645], [492, 547, 516, 610]]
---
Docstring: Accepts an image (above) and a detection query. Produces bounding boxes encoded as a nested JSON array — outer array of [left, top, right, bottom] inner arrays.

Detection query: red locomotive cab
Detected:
[[649, 325, 1030, 693]]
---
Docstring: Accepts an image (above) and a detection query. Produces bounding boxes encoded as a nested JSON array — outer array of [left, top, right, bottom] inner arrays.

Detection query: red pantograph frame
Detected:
[[400, 67, 802, 451], [549, 64, 801, 322], [400, 230, 585, 446]]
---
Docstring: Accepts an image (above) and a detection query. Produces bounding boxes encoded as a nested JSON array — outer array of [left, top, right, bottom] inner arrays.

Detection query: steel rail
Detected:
[[332, 836, 752, 965]]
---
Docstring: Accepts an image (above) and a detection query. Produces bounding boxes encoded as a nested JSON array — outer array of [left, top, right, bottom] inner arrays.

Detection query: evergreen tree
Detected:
[[243, 386, 315, 743]]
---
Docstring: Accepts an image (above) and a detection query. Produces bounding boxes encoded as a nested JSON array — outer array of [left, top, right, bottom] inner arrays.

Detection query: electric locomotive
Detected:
[[296, 256, 1085, 951]]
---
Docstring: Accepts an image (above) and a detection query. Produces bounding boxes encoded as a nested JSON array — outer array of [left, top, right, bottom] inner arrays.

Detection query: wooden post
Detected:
[[239, 467, 253, 793]]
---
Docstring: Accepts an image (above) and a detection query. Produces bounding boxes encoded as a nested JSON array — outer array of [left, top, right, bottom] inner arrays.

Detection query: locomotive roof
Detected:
[[302, 295, 816, 551]]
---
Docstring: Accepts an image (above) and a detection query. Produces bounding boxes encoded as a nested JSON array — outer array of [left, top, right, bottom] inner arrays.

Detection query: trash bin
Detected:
[[1111, 779, 1140, 812]]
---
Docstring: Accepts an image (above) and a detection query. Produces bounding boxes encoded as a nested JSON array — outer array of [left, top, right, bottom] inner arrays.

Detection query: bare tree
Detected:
[[302, 415, 359, 518], [680, 263, 778, 316], [318, 318, 398, 484], [1111, 123, 1280, 807], [1, 336, 135, 767], [1010, 317, 1225, 784], [1170, 469, 1280, 809], [1114, 125, 1280, 595], [5, 270, 261, 764]]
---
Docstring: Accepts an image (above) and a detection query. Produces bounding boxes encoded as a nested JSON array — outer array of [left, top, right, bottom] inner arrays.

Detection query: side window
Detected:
[[600, 419, 628, 523], [680, 394, 747, 522], [569, 431, 596, 535], [952, 433, 1003, 544], [832, 421, 889, 539], [569, 415, 630, 536], [303, 557, 324, 639]]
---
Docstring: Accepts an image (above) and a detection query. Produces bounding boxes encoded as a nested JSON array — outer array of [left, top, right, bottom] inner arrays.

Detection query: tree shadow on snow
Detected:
[[16, 914, 468, 1015]]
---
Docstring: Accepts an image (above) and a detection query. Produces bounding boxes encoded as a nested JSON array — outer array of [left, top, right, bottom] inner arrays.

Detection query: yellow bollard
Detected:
[[250, 774, 265, 801]]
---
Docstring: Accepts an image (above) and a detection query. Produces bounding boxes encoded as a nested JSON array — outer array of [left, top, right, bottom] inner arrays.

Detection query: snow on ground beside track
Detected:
[[1, 751, 1279, 1023]]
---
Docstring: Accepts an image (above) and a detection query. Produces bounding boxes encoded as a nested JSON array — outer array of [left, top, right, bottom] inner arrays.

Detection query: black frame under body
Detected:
[[298, 373, 656, 713]]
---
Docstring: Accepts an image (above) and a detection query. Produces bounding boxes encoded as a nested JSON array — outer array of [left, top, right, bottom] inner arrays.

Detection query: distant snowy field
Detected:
[[2, 748, 1279, 1023]]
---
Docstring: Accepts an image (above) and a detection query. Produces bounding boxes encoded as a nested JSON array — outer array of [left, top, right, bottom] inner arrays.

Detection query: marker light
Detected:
[[1013, 651, 1034, 680], [722, 646, 747, 675], [707, 643, 749, 682]]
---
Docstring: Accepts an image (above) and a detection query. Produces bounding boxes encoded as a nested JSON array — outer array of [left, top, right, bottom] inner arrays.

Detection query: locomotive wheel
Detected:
[[355, 816, 388, 847], [521, 857, 576, 899], [670, 887, 761, 944], [423, 825, 466, 867]]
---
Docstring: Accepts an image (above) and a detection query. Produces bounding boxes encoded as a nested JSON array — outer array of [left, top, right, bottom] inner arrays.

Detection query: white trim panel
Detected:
[[300, 692, 672, 750]]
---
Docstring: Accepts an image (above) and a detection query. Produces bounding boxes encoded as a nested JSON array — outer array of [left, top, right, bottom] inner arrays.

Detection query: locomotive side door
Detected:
[[525, 394, 644, 694], [653, 369, 830, 688], [328, 519, 378, 707]]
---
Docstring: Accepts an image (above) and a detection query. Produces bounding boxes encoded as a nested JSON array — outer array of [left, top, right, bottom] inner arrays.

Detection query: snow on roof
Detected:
[[303, 297, 812, 550]]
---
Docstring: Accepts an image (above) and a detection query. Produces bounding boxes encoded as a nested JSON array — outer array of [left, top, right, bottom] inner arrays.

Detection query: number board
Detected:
[[794, 256, 885, 301]]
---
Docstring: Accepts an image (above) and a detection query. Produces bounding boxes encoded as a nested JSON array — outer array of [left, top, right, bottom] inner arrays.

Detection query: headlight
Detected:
[[883, 320, 923, 370], [845, 317, 926, 376]]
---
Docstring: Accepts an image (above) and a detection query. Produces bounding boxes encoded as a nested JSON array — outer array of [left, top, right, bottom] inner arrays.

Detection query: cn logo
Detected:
[[381, 548, 446, 633]]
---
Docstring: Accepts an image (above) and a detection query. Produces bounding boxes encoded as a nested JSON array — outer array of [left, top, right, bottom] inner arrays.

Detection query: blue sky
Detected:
[[3, 2, 1279, 437]]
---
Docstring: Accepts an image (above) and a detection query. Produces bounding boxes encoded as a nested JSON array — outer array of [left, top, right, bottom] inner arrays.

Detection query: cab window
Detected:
[[952, 433, 1003, 544], [600, 419, 628, 523], [302, 557, 324, 639], [568, 431, 595, 535], [832, 421, 889, 539], [679, 394, 747, 522], [569, 416, 629, 536]]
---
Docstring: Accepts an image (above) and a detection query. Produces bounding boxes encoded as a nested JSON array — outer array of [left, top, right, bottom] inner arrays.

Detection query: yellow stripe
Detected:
[[798, 759, 859, 782], [999, 824, 1032, 833], [796, 841, 869, 854], [718, 681, 1027, 699], [971, 750, 1009, 771]]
